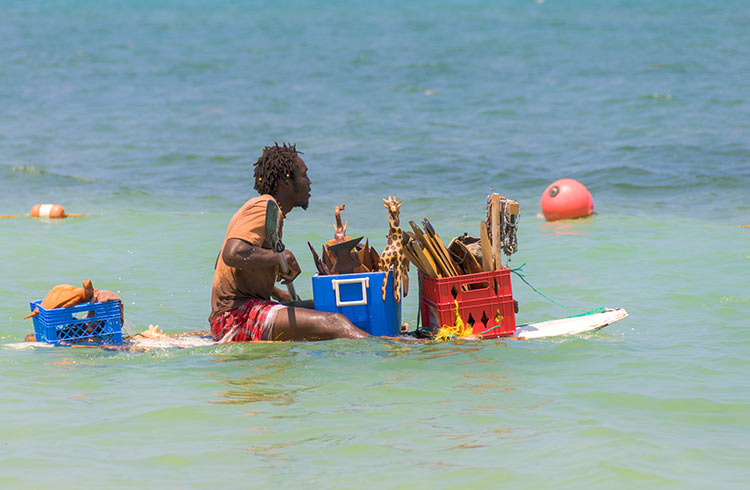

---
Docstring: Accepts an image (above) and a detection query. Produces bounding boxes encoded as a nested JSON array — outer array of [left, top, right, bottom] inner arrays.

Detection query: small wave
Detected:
[[706, 97, 744, 108], [154, 152, 240, 165], [645, 92, 673, 101], [395, 61, 456, 75], [176, 61, 227, 71], [11, 164, 42, 175], [5, 163, 99, 183], [645, 62, 691, 74], [581, 163, 749, 191], [157, 152, 200, 163]]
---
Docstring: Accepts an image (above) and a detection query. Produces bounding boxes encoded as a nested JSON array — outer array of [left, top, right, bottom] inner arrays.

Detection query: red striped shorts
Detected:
[[211, 299, 285, 342]]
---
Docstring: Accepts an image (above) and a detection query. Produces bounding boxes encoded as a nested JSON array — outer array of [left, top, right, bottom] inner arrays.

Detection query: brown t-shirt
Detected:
[[209, 194, 284, 323]]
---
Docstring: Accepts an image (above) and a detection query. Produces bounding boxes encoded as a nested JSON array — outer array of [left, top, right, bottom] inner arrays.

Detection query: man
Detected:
[[209, 143, 370, 342]]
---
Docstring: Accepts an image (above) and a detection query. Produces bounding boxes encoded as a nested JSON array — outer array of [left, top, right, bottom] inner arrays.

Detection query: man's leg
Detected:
[[269, 306, 370, 341]]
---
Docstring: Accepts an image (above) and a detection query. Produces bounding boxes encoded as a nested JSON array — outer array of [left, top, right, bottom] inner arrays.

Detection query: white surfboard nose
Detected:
[[514, 308, 629, 340]]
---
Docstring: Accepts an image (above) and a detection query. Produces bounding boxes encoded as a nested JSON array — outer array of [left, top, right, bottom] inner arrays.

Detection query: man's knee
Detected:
[[271, 307, 368, 340], [320, 312, 352, 331], [319, 312, 369, 338], [328, 312, 350, 325]]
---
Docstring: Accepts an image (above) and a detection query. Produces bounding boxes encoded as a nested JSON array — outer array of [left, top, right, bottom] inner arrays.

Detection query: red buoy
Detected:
[[540, 179, 594, 221], [31, 204, 66, 219]]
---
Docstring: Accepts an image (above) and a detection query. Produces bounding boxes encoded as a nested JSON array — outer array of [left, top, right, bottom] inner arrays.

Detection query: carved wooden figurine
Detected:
[[333, 204, 348, 244], [378, 196, 409, 302], [326, 204, 351, 247]]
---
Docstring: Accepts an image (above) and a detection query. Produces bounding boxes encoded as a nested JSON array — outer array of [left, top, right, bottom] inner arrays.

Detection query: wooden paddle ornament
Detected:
[[490, 194, 502, 270], [480, 221, 493, 271], [409, 240, 439, 278], [403, 242, 423, 272], [409, 221, 452, 277], [265, 199, 300, 302], [422, 219, 460, 276]]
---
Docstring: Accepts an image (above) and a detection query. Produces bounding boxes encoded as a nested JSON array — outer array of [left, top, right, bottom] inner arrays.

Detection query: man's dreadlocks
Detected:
[[253, 142, 302, 195]]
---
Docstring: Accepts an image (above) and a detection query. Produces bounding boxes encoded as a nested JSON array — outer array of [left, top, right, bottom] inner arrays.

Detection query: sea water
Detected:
[[1, 0, 748, 487]]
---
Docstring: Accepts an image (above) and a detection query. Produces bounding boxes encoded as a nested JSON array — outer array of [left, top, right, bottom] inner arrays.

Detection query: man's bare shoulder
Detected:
[[239, 194, 274, 210], [229, 194, 274, 221]]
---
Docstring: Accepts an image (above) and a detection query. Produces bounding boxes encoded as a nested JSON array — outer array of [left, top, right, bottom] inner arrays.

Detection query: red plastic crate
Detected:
[[420, 269, 516, 338], [421, 269, 513, 304]]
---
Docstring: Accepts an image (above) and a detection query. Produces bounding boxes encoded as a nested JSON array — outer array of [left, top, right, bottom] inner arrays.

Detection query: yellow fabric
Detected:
[[434, 300, 473, 342]]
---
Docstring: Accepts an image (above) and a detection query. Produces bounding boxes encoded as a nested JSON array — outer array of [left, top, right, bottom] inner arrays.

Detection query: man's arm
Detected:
[[222, 238, 280, 270], [221, 238, 302, 281]]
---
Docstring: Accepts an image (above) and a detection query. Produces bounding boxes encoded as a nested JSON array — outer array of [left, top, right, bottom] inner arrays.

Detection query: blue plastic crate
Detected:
[[312, 271, 401, 336], [29, 299, 123, 345]]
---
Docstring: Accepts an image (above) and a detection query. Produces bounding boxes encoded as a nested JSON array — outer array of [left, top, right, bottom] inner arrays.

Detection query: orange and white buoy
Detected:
[[2, 205, 85, 219], [31, 204, 67, 219], [540, 179, 594, 221]]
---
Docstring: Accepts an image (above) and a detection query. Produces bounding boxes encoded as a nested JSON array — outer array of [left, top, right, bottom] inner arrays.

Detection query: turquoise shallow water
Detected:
[[1, 0, 749, 487]]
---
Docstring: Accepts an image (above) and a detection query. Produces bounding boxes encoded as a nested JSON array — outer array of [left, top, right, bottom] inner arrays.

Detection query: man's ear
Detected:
[[273, 178, 292, 199], [276, 178, 291, 192]]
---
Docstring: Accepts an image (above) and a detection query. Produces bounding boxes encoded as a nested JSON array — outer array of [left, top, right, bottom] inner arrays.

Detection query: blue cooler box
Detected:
[[312, 272, 401, 336]]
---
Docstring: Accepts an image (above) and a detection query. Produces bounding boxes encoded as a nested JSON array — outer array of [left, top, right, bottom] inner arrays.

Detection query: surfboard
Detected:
[[513, 308, 628, 340], [5, 307, 628, 350], [4, 331, 216, 351]]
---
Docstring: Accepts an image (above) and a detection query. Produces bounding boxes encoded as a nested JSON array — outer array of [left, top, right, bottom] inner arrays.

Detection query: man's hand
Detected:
[[278, 249, 301, 283], [271, 286, 292, 303]]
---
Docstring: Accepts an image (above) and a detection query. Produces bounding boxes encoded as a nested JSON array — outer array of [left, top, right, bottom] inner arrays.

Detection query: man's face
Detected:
[[292, 156, 311, 210]]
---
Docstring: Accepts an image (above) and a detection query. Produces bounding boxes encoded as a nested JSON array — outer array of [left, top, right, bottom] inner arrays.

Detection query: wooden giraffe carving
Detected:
[[378, 196, 409, 302]]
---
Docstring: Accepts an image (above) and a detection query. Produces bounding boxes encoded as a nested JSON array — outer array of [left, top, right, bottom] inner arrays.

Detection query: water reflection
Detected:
[[378, 337, 508, 360], [210, 344, 308, 406], [212, 377, 311, 406], [540, 215, 595, 235], [208, 338, 516, 409]]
